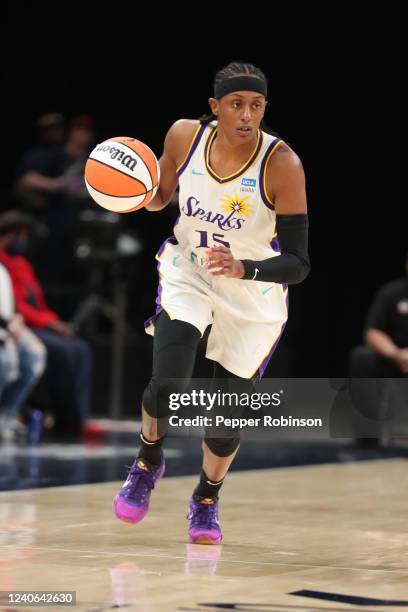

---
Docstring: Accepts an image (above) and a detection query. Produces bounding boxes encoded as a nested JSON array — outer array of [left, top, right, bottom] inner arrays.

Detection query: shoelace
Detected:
[[123, 464, 156, 501], [188, 501, 218, 529]]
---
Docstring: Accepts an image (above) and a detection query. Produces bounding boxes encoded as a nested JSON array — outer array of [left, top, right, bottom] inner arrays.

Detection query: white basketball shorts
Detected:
[[144, 238, 288, 379]]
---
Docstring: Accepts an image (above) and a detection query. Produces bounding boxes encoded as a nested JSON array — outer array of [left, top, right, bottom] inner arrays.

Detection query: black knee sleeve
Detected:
[[143, 311, 202, 419], [204, 436, 240, 457], [202, 362, 249, 456], [142, 376, 191, 419]]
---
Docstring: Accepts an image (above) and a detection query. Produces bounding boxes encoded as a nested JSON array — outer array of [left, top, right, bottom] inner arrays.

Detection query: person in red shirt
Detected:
[[0, 210, 92, 438]]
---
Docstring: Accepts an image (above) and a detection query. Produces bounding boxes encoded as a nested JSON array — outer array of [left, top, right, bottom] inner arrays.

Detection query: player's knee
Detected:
[[142, 376, 190, 419], [204, 436, 240, 457]]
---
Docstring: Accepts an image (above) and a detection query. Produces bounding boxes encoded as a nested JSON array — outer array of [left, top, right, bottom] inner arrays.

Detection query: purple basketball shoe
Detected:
[[187, 495, 222, 545], [113, 456, 165, 524]]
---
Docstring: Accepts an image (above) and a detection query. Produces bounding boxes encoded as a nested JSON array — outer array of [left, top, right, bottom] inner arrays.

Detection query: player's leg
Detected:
[[187, 363, 252, 544], [113, 310, 203, 523], [139, 309, 202, 455]]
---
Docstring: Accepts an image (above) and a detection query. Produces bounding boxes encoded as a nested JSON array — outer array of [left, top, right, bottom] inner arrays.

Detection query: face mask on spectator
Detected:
[[7, 239, 29, 256]]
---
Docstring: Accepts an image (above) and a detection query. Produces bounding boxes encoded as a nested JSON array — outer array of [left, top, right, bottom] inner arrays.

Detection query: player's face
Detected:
[[209, 91, 267, 142]]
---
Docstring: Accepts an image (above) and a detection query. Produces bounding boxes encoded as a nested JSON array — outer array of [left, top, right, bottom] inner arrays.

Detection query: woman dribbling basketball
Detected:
[[113, 61, 310, 544]]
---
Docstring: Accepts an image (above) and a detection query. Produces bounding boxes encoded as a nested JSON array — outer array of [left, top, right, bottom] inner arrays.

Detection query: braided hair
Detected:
[[199, 61, 279, 137]]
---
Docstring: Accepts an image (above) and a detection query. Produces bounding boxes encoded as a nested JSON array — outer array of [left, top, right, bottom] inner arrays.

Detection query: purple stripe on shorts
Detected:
[[271, 234, 281, 253], [143, 259, 164, 329], [143, 311, 162, 330], [144, 233, 179, 330], [283, 283, 289, 308], [257, 284, 289, 378], [177, 124, 207, 177], [257, 321, 287, 378], [156, 235, 177, 258]]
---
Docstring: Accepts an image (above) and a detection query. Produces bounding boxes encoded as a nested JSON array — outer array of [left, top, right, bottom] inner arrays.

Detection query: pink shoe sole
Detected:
[[113, 462, 165, 524]]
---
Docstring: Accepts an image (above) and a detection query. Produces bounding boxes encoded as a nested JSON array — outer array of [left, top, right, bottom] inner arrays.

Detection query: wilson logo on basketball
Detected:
[[95, 144, 137, 172], [84, 136, 160, 214]]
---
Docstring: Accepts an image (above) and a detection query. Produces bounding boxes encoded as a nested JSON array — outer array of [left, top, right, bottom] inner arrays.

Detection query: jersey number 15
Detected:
[[195, 230, 230, 249]]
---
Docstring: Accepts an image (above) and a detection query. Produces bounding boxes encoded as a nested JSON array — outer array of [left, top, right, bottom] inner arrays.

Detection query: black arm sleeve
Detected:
[[0, 316, 9, 329], [241, 214, 310, 284]]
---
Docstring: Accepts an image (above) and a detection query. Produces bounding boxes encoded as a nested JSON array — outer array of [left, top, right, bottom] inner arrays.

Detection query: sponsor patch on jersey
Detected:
[[241, 178, 257, 187], [240, 177, 256, 193]]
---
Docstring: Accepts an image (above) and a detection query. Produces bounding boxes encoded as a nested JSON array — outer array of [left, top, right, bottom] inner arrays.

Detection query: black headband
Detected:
[[214, 76, 267, 100]]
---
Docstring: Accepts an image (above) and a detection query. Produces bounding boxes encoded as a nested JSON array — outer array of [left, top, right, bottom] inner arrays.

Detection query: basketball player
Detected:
[[113, 62, 310, 544]]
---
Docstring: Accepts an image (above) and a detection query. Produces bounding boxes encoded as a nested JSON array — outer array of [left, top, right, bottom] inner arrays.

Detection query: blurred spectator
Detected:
[[0, 262, 46, 440], [348, 253, 408, 446], [15, 114, 94, 218], [14, 113, 67, 212], [63, 115, 95, 188], [0, 210, 93, 438], [57, 115, 96, 222], [14, 114, 95, 282], [350, 253, 408, 377]]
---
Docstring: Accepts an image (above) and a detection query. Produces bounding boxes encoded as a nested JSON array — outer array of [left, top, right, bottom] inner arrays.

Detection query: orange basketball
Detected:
[[84, 136, 160, 213]]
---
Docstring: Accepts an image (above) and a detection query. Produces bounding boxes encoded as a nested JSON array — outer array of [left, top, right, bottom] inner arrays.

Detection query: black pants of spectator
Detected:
[[349, 345, 404, 378], [347, 345, 407, 438], [32, 328, 92, 435]]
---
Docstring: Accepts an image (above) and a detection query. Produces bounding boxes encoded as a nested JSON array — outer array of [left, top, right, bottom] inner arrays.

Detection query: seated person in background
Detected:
[[14, 113, 67, 214], [0, 262, 46, 439], [14, 114, 95, 283], [350, 251, 408, 377], [0, 210, 92, 438], [348, 252, 408, 447]]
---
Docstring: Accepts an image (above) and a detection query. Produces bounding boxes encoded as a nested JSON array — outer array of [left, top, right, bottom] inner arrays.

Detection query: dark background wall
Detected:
[[2, 20, 406, 380]]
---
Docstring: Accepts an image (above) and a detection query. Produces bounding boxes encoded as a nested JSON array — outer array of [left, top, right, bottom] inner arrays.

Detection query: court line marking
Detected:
[[2, 545, 407, 575]]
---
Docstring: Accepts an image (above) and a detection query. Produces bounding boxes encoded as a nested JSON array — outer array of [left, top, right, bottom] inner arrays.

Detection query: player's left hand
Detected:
[[204, 247, 245, 278]]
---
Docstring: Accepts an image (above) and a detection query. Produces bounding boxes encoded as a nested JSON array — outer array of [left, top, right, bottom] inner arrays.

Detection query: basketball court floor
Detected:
[[1, 456, 408, 611]]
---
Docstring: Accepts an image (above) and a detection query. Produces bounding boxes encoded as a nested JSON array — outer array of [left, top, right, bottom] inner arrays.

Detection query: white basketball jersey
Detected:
[[174, 121, 284, 266], [145, 122, 289, 378]]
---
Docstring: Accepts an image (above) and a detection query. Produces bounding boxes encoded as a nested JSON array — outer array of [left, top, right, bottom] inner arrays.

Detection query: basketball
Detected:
[[84, 136, 160, 213]]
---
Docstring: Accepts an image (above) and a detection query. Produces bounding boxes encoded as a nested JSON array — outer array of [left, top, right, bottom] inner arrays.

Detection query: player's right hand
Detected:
[[204, 247, 245, 279]]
